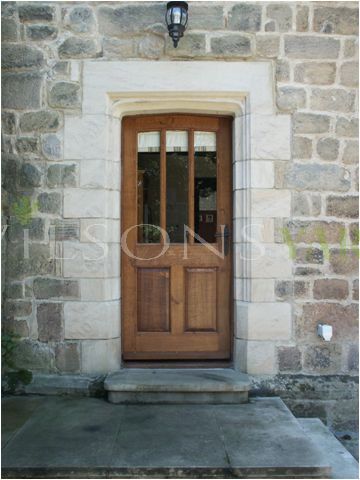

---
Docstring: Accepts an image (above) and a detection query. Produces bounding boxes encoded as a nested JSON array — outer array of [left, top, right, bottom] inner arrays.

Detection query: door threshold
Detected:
[[122, 360, 233, 369]]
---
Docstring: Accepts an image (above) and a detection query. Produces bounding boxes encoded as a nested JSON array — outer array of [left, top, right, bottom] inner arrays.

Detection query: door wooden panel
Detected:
[[185, 268, 217, 332], [137, 268, 170, 332], [122, 114, 233, 360]]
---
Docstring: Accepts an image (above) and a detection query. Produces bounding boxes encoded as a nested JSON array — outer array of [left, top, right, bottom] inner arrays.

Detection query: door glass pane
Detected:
[[194, 131, 217, 243], [137, 132, 161, 243], [166, 131, 188, 243]]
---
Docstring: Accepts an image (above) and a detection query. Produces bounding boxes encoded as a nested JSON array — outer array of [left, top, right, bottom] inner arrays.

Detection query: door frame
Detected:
[[121, 113, 234, 366]]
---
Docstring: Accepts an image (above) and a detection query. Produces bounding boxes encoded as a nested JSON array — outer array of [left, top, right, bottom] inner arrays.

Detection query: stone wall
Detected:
[[1, 1, 358, 450]]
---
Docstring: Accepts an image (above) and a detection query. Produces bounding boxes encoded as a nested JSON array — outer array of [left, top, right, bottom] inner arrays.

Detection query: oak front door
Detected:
[[122, 114, 232, 360]]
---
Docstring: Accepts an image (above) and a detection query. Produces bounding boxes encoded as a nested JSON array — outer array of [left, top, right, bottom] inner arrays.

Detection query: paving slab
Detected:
[[299, 418, 359, 479], [2, 396, 331, 478], [2, 396, 45, 448]]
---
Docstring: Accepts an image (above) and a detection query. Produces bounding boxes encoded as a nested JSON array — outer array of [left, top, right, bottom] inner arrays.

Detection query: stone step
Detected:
[[105, 368, 250, 404], [298, 418, 359, 479], [2, 397, 331, 479]]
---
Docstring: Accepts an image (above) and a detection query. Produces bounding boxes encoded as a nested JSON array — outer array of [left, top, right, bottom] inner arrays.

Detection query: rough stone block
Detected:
[[284, 164, 350, 191], [2, 44, 44, 69], [41, 134, 62, 160], [336, 117, 358, 137], [316, 137, 339, 161], [313, 6, 358, 35], [292, 192, 321, 217], [294, 62, 336, 85], [266, 4, 292, 31], [51, 219, 79, 241], [59, 37, 100, 59], [47, 163, 77, 188], [347, 344, 359, 372], [277, 86, 306, 112], [55, 342, 80, 373], [310, 88, 355, 113], [228, 3, 262, 31], [37, 192, 61, 214], [97, 4, 165, 36], [1, 17, 18, 41], [284, 35, 340, 59], [138, 34, 164, 59], [304, 344, 342, 374], [18, 4, 55, 22], [296, 6, 309, 32], [16, 137, 40, 155], [5, 300, 32, 318], [33, 278, 79, 300], [342, 140, 358, 164], [297, 303, 358, 343], [330, 250, 358, 275], [8, 217, 45, 242], [352, 279, 359, 301], [19, 163, 42, 188], [5, 283, 24, 299], [3, 318, 29, 337], [2, 111, 16, 134], [349, 223, 359, 245], [187, 3, 224, 30], [102, 37, 134, 58], [293, 136, 312, 159], [37, 303, 64, 342], [296, 247, 324, 264], [26, 25, 57, 40], [344, 38, 359, 58], [340, 62, 359, 88], [211, 35, 251, 57], [293, 113, 330, 134], [49, 82, 80, 109], [284, 220, 345, 244], [63, 6, 95, 33], [276, 59, 289, 82], [13, 339, 54, 372], [2, 72, 42, 110], [278, 347, 302, 372], [265, 21, 276, 32], [295, 267, 321, 277], [313, 279, 349, 300], [64, 301, 120, 339], [326, 196, 359, 218], [166, 33, 205, 57], [20, 110, 61, 133], [6, 243, 54, 280], [256, 35, 280, 57]]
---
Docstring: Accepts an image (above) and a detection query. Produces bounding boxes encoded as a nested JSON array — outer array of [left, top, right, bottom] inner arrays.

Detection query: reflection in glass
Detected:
[[137, 132, 161, 243], [166, 131, 188, 243], [194, 132, 217, 243]]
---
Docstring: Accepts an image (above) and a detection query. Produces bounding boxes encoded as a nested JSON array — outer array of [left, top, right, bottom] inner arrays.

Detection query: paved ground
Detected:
[[1, 395, 357, 478]]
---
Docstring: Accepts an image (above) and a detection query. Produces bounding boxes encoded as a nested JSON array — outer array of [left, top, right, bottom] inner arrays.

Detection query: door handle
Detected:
[[215, 225, 230, 256]]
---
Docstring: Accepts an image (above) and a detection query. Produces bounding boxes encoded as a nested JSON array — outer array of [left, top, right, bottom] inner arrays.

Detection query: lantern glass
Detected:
[[172, 6, 181, 24]]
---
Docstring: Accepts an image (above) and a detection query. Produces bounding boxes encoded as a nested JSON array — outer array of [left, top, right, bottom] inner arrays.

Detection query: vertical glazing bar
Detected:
[[160, 129, 166, 243], [188, 129, 194, 244]]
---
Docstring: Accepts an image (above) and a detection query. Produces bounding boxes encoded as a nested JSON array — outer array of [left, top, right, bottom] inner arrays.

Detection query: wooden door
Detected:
[[122, 114, 232, 360]]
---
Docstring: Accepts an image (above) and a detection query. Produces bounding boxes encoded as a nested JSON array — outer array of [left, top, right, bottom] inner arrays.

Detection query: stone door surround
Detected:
[[62, 61, 292, 374]]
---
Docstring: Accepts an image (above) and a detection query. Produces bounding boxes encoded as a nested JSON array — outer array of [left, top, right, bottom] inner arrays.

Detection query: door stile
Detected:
[[188, 129, 195, 245], [160, 128, 166, 241]]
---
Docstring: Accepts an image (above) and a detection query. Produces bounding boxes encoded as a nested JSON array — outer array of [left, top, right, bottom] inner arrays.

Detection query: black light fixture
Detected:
[[166, 1, 188, 48]]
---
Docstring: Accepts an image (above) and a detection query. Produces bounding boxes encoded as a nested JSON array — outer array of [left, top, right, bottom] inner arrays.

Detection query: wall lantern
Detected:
[[166, 1, 188, 48]]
